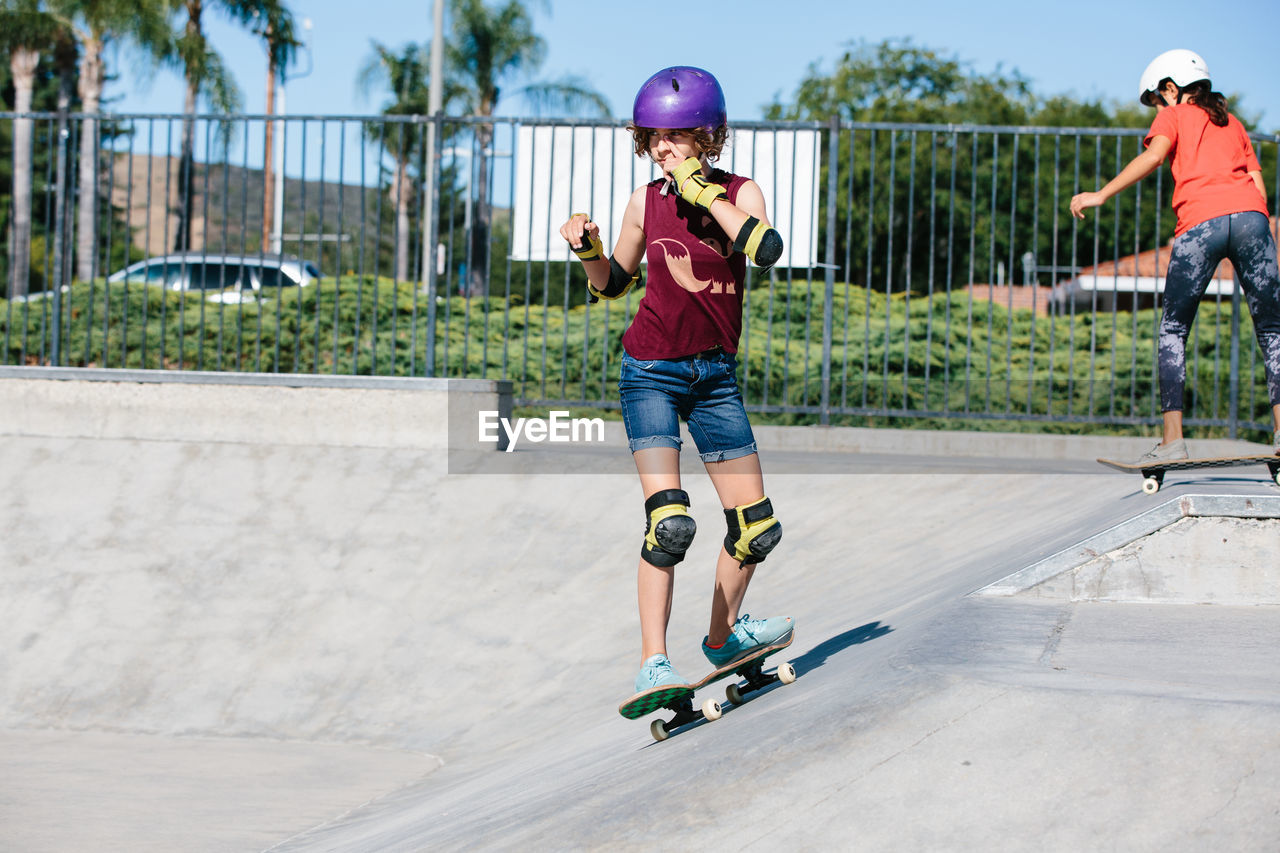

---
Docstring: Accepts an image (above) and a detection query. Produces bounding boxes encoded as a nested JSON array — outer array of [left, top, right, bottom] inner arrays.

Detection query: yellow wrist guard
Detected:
[[570, 214, 604, 261], [672, 157, 725, 211], [572, 232, 604, 261]]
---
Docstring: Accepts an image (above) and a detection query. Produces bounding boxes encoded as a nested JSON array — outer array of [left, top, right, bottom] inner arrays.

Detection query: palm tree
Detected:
[[252, 5, 298, 254], [0, 0, 59, 299], [165, 0, 293, 252], [357, 41, 461, 283], [46, 0, 171, 283], [445, 0, 609, 295]]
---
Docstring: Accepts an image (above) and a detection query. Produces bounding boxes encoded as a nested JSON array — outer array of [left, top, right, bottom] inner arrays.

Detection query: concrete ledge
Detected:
[[751, 423, 1268, 460], [0, 366, 512, 450], [1, 367, 1266, 459], [500, 422, 1270, 460], [973, 493, 1280, 601], [0, 365, 500, 393]]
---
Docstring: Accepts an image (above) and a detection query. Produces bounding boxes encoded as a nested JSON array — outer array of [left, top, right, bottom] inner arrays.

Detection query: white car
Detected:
[[107, 253, 322, 303]]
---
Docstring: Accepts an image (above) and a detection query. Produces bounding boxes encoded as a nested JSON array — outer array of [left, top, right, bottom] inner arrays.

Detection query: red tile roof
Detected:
[[962, 285, 1053, 315]]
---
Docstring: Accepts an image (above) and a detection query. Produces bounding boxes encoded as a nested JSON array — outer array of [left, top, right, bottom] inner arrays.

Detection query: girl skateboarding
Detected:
[[1070, 49, 1280, 461], [559, 66, 793, 696]]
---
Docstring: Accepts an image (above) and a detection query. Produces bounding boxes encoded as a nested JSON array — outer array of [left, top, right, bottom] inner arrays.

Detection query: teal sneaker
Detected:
[[702, 614, 794, 668], [634, 653, 687, 694]]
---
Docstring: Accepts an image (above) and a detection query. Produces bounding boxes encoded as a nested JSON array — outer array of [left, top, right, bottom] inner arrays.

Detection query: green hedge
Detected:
[[2, 275, 1272, 439]]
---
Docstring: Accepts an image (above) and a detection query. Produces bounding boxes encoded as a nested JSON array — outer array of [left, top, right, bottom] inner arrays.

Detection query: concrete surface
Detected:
[[2, 369, 1279, 851], [978, 493, 1280, 603]]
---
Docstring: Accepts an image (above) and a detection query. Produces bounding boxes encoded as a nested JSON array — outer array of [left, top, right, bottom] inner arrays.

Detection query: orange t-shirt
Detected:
[[1145, 103, 1267, 235]]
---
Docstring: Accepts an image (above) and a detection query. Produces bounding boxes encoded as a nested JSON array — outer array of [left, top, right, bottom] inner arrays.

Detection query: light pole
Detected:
[[422, 0, 445, 281], [423, 0, 445, 373]]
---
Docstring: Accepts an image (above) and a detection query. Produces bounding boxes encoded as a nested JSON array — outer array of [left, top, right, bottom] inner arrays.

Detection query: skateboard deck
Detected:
[[1097, 453, 1280, 494], [618, 632, 796, 742]]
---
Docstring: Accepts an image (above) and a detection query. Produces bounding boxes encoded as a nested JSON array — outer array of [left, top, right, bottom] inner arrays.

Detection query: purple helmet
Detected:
[[632, 66, 726, 132]]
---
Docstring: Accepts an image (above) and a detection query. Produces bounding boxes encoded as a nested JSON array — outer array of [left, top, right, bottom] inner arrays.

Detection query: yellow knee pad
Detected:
[[723, 496, 782, 564], [642, 489, 697, 567]]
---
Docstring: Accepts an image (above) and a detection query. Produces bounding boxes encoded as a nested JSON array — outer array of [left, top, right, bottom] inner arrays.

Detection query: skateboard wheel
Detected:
[[777, 661, 797, 684], [725, 683, 745, 705], [1142, 477, 1161, 495], [702, 698, 723, 722], [650, 719, 671, 742]]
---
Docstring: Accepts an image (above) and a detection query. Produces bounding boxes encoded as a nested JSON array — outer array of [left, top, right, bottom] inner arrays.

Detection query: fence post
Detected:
[[1228, 272, 1241, 439], [424, 111, 443, 377], [49, 109, 70, 367], [820, 116, 840, 426]]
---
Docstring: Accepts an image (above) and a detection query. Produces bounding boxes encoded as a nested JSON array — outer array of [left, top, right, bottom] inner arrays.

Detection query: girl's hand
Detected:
[[1069, 191, 1104, 220], [558, 213, 599, 250]]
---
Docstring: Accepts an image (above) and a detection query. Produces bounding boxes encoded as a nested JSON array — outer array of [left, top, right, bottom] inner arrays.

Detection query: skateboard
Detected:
[[617, 632, 796, 742], [1097, 453, 1280, 494]]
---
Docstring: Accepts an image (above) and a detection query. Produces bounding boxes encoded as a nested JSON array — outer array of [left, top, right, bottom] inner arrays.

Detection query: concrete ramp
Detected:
[[976, 494, 1280, 604], [4, 367, 1280, 851]]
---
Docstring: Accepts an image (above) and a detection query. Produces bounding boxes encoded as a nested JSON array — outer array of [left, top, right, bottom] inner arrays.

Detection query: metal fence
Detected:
[[3, 111, 1278, 436]]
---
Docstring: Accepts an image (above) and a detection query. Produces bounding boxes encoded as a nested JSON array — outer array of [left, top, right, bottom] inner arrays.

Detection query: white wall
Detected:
[[510, 125, 821, 269]]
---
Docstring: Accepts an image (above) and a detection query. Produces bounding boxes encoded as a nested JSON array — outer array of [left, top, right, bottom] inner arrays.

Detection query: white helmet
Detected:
[[1138, 49, 1211, 105]]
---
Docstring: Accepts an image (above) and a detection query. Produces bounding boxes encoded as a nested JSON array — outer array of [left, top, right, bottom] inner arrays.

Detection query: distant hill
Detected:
[[107, 153, 385, 259]]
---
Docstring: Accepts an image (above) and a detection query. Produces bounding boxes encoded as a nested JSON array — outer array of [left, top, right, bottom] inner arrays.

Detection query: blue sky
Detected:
[[102, 0, 1280, 133]]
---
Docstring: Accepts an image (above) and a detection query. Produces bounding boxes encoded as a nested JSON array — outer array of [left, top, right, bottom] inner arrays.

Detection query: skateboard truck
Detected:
[[649, 656, 798, 742], [1139, 467, 1166, 495], [619, 633, 797, 742]]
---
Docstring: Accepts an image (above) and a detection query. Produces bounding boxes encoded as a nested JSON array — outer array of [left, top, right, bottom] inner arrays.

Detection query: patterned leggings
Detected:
[[1159, 211, 1280, 412]]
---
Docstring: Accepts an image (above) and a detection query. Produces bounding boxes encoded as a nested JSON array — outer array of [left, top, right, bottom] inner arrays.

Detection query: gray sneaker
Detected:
[[1273, 430, 1280, 455], [1135, 438, 1188, 464]]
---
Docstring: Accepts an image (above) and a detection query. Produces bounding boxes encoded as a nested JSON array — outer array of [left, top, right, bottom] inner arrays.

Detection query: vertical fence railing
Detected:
[[1, 111, 1276, 438]]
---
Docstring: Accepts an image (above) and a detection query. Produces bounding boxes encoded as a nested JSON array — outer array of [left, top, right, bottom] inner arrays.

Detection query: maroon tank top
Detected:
[[620, 170, 750, 360]]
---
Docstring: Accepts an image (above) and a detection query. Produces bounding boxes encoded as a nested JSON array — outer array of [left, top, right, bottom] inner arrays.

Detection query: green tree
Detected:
[[766, 38, 1035, 125], [445, 0, 609, 295], [165, 0, 296, 252], [0, 0, 60, 298], [766, 38, 1167, 297], [251, 4, 299, 253], [357, 40, 459, 283], [0, 18, 73, 298], [45, 0, 170, 283]]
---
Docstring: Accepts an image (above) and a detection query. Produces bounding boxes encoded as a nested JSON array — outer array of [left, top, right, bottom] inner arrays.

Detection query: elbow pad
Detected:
[[587, 256, 641, 303], [733, 217, 784, 271]]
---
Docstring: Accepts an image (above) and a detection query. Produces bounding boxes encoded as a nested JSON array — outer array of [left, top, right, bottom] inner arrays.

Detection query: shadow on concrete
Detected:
[[791, 621, 894, 675]]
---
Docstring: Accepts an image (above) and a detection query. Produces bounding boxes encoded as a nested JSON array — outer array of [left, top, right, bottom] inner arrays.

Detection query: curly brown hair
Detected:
[[627, 123, 729, 163]]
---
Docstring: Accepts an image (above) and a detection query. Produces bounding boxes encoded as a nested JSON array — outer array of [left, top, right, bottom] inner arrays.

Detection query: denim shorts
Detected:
[[618, 349, 758, 462]]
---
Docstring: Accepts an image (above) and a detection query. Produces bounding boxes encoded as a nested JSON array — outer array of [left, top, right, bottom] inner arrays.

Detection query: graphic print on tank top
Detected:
[[649, 209, 736, 295]]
